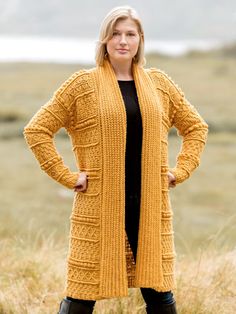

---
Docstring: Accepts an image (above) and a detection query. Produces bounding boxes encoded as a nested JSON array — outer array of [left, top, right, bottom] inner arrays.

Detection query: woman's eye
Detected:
[[113, 32, 119, 36]]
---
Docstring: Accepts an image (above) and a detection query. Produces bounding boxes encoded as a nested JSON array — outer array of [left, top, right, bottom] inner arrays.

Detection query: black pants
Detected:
[[125, 190, 174, 306]]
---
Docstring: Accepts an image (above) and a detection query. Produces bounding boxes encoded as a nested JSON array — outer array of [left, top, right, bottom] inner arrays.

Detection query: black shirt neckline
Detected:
[[117, 80, 134, 82]]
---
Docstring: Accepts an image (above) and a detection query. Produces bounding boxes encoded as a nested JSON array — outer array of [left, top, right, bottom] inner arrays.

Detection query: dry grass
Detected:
[[0, 233, 235, 314], [176, 248, 236, 314], [0, 235, 65, 314]]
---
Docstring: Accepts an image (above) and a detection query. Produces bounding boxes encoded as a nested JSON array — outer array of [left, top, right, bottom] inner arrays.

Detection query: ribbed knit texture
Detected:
[[23, 60, 208, 300]]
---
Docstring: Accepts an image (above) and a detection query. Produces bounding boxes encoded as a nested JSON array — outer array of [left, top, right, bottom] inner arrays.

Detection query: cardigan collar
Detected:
[[95, 60, 164, 296]]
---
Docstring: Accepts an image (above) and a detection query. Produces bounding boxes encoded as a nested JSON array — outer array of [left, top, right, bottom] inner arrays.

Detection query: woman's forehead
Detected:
[[114, 18, 139, 31]]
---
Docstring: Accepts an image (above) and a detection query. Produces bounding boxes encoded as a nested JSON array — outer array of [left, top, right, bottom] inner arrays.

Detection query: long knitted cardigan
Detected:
[[24, 59, 208, 300]]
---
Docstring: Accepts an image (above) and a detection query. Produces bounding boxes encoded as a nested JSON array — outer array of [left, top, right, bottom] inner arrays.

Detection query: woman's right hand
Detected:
[[74, 171, 88, 192], [167, 171, 176, 188]]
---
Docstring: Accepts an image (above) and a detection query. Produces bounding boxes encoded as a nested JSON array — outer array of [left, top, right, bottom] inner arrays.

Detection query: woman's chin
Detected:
[[111, 55, 133, 63]]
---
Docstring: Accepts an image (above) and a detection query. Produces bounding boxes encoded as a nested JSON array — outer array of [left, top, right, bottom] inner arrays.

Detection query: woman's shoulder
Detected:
[[55, 67, 96, 100], [145, 67, 184, 96]]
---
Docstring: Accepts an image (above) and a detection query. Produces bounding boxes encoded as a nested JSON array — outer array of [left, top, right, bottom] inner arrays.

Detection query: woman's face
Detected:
[[106, 18, 140, 65]]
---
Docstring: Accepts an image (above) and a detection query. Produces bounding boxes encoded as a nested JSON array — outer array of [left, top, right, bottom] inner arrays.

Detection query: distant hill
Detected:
[[0, 0, 236, 41], [183, 41, 236, 58], [219, 42, 236, 57]]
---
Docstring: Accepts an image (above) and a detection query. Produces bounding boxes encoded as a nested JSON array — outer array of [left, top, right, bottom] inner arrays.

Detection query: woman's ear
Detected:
[[104, 45, 108, 58]]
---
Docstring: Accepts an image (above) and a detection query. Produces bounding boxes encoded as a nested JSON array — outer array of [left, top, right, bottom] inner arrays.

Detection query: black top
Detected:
[[118, 80, 143, 259], [118, 80, 143, 195]]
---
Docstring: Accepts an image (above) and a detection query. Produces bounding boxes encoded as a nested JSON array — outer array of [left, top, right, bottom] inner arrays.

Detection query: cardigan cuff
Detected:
[[168, 167, 190, 185], [57, 171, 79, 189]]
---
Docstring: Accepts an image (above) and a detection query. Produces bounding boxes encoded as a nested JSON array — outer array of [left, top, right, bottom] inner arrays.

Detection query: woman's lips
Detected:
[[117, 49, 129, 53]]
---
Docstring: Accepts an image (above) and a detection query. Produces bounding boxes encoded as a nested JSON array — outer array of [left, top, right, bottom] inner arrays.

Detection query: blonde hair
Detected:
[[95, 6, 146, 66]]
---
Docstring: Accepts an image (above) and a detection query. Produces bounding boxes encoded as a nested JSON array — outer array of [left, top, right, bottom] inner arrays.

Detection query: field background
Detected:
[[0, 49, 236, 313]]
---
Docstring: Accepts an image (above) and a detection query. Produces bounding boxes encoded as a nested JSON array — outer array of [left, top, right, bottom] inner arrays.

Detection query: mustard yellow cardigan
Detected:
[[24, 60, 208, 300]]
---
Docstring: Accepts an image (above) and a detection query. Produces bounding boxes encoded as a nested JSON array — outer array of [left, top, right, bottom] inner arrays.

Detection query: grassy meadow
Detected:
[[0, 51, 236, 313]]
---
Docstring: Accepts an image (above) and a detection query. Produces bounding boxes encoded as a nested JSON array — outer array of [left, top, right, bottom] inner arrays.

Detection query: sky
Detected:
[[0, 0, 235, 41]]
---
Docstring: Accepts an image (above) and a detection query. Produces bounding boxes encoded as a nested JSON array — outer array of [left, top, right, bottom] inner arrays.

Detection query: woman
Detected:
[[24, 6, 208, 314]]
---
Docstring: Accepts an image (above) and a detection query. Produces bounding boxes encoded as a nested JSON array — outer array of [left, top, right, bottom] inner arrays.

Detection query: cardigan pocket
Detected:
[[72, 164, 101, 217], [79, 175, 101, 197], [72, 188, 101, 217]]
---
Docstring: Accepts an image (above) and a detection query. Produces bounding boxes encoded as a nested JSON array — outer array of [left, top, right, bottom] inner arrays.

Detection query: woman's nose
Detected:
[[120, 34, 127, 45]]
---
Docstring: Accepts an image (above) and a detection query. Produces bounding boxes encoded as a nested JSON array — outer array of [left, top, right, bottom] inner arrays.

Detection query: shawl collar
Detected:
[[95, 60, 163, 296]]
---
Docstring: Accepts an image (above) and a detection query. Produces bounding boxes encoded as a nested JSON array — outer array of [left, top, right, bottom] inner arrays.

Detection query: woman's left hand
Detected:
[[167, 171, 176, 188]]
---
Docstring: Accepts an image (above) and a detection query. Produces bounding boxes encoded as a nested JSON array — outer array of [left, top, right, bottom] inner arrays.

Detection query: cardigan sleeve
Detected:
[[23, 72, 81, 189], [167, 75, 208, 184]]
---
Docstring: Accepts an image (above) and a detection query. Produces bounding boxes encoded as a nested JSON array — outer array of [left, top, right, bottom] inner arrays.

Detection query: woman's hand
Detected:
[[167, 171, 176, 188], [74, 171, 88, 192]]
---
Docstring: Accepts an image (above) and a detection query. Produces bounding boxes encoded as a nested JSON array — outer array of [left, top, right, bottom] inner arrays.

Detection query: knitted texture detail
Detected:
[[148, 68, 208, 184], [24, 60, 208, 300]]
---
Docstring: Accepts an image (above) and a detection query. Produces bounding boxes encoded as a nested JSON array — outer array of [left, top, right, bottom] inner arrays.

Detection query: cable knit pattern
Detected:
[[148, 68, 208, 184], [24, 60, 208, 300]]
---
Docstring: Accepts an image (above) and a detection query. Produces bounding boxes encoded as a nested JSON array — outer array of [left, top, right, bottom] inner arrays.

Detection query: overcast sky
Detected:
[[0, 0, 235, 41]]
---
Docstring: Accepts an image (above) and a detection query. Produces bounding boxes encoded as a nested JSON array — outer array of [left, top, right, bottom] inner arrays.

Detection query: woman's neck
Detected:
[[109, 59, 133, 80]]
